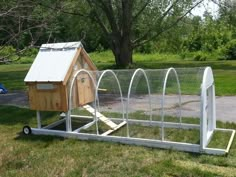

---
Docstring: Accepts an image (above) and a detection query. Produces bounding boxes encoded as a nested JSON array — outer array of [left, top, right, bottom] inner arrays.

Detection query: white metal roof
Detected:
[[24, 42, 82, 82]]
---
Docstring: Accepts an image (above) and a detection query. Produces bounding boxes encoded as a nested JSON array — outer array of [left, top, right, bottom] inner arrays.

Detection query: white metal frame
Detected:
[[68, 69, 97, 132], [95, 69, 126, 135], [126, 68, 152, 137], [28, 67, 235, 155], [161, 67, 182, 141]]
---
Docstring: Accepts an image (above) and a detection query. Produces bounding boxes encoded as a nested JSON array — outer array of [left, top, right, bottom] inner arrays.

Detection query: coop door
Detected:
[[77, 73, 95, 106], [201, 83, 216, 149]]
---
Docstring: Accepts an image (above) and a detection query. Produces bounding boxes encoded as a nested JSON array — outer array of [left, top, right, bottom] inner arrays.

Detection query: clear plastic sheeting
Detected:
[[67, 67, 205, 139]]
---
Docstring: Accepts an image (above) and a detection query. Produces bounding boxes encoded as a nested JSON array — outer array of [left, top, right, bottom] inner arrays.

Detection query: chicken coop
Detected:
[[24, 42, 97, 112], [23, 42, 235, 155]]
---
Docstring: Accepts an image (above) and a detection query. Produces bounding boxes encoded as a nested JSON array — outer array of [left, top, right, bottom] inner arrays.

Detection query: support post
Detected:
[[66, 112, 72, 132], [36, 111, 41, 129]]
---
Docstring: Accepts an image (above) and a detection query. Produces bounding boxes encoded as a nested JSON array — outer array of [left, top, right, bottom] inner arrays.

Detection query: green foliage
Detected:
[[182, 17, 233, 53], [0, 46, 16, 61], [135, 41, 157, 53], [14, 48, 38, 64], [23, 48, 38, 57], [219, 39, 236, 60], [15, 57, 34, 64], [132, 9, 235, 57], [193, 51, 207, 61], [0, 46, 37, 64], [0, 46, 16, 57]]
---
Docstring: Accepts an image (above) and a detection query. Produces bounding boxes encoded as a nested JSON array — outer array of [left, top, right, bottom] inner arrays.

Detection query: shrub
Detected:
[[23, 47, 38, 57], [135, 41, 157, 53], [193, 52, 207, 61], [220, 39, 236, 60], [0, 46, 16, 58]]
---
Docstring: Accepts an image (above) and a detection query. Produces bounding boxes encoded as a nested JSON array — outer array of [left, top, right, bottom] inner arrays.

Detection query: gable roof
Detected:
[[24, 42, 87, 82]]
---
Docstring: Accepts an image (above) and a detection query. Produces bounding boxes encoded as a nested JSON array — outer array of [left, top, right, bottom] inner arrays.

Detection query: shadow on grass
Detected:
[[0, 105, 58, 126], [0, 105, 35, 125], [14, 132, 65, 145]]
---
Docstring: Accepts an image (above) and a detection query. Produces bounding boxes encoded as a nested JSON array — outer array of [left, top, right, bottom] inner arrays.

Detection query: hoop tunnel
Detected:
[[127, 68, 152, 137], [161, 67, 182, 141], [95, 69, 125, 135]]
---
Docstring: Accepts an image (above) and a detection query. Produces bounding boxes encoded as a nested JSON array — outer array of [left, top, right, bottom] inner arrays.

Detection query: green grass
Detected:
[[0, 64, 30, 91], [1, 51, 236, 95], [92, 51, 236, 96], [0, 105, 236, 177]]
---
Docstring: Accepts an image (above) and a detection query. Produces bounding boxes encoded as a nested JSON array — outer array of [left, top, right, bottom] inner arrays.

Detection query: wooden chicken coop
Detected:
[[24, 42, 97, 112]]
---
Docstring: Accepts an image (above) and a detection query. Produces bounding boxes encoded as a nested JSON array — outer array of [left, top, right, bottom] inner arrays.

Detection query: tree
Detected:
[[218, 0, 236, 32], [36, 0, 204, 66], [0, 0, 204, 66], [0, 0, 60, 63], [74, 0, 205, 66]]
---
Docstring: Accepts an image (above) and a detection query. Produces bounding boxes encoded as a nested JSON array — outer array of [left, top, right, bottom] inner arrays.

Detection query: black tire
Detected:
[[23, 126, 31, 135]]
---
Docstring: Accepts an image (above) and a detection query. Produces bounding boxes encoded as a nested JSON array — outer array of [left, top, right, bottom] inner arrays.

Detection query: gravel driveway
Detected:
[[0, 91, 235, 123], [0, 91, 29, 108]]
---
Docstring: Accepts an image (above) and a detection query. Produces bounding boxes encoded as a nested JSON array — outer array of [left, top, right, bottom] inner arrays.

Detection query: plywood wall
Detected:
[[27, 82, 68, 111]]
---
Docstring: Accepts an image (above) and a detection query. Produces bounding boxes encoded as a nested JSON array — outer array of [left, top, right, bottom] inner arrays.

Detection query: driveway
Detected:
[[0, 91, 235, 123]]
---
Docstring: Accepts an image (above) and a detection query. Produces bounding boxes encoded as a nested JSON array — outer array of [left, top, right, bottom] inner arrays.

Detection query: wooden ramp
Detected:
[[83, 104, 126, 136]]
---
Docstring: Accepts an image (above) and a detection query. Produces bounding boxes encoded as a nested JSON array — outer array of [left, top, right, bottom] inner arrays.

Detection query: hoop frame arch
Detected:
[[161, 67, 182, 140], [95, 69, 125, 134], [68, 69, 97, 132], [200, 67, 216, 149], [127, 68, 152, 137]]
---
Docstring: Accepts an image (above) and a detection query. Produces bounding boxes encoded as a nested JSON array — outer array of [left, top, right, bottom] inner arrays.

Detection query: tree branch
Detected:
[[0, 5, 19, 17], [132, 0, 151, 21], [133, 0, 204, 48], [35, 1, 89, 18], [86, 0, 110, 36], [93, 0, 119, 34], [132, 0, 180, 46]]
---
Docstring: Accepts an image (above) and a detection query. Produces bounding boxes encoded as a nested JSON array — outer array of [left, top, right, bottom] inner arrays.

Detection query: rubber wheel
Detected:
[[23, 126, 31, 135]]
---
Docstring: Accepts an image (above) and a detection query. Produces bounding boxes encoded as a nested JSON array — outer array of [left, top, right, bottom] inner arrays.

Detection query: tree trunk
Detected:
[[111, 0, 133, 67], [111, 38, 133, 67]]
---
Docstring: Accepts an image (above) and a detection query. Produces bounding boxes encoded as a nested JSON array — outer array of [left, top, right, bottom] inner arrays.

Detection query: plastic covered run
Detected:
[[31, 67, 235, 155], [68, 67, 206, 139], [124, 68, 205, 141]]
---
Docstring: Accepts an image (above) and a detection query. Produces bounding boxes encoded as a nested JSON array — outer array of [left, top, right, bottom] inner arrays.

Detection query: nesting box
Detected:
[[24, 42, 97, 112]]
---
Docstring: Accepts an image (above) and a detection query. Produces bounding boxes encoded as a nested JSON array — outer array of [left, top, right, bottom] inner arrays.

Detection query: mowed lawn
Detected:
[[0, 52, 236, 176], [0, 105, 236, 177], [1, 52, 236, 95]]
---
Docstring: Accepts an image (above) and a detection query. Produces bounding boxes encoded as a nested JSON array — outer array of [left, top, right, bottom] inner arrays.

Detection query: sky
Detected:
[[191, 0, 219, 18]]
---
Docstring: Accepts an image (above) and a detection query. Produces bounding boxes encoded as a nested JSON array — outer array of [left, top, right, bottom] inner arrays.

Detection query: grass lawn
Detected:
[[0, 105, 236, 177], [0, 64, 31, 91], [1, 51, 236, 95], [0, 51, 236, 176]]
